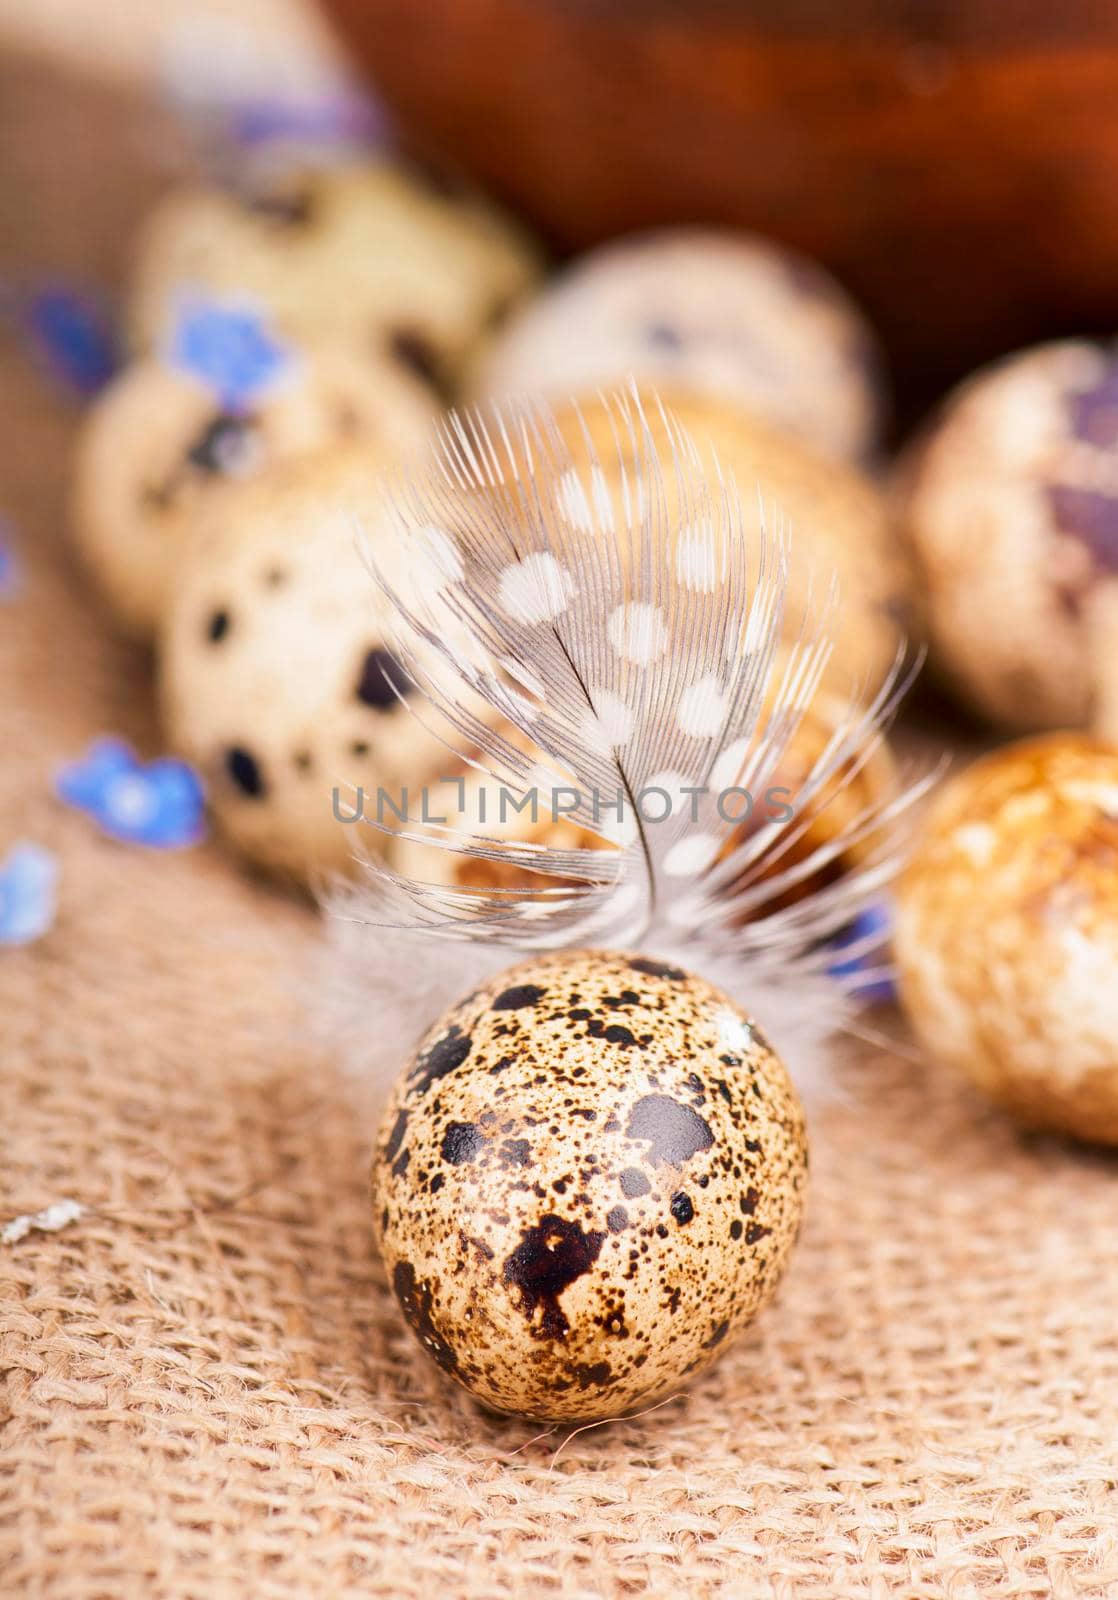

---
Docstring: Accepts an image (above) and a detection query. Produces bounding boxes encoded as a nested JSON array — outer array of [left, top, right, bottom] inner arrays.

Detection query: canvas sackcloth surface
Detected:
[[3, 50, 1118, 1600]]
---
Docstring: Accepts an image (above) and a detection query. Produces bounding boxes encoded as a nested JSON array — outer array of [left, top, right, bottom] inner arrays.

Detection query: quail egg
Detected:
[[71, 345, 434, 637], [128, 158, 542, 394], [894, 339, 1118, 731], [373, 949, 808, 1420], [158, 448, 467, 884], [896, 734, 1118, 1143], [470, 228, 884, 463]]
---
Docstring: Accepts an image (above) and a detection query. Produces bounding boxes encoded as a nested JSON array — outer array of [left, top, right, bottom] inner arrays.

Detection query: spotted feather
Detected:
[[327, 385, 930, 1100]]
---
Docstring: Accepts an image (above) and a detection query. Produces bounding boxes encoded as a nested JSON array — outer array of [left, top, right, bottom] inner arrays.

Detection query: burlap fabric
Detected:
[[3, 51, 1118, 1600]]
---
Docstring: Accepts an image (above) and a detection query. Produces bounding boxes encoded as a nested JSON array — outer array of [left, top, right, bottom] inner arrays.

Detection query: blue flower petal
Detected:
[[0, 843, 58, 947], [169, 300, 290, 410], [25, 286, 118, 397], [56, 737, 135, 809], [56, 739, 206, 849], [827, 899, 896, 1005]]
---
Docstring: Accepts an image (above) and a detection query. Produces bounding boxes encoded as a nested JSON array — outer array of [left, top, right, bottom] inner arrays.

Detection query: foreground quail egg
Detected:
[[71, 345, 434, 637], [470, 228, 884, 463], [894, 339, 1118, 731], [895, 734, 1118, 1143], [373, 950, 808, 1420]]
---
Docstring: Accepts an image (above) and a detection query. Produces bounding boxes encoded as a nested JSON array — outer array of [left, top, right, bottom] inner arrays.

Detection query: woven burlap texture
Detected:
[[2, 331, 1118, 1600]]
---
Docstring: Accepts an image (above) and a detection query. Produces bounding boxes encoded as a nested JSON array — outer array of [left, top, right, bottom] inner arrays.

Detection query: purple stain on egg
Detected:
[[1046, 485, 1118, 577], [24, 285, 118, 397], [229, 90, 386, 150], [1045, 359, 1118, 577], [827, 900, 896, 1004], [56, 738, 206, 850], [1066, 364, 1118, 450], [0, 533, 19, 600], [169, 300, 290, 411], [0, 843, 58, 947]]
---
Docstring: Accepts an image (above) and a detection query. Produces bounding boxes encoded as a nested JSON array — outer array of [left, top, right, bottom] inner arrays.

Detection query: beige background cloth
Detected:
[[2, 35, 1118, 1600]]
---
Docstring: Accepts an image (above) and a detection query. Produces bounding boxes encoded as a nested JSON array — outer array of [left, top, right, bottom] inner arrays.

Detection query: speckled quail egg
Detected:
[[71, 346, 435, 637], [470, 228, 885, 463], [158, 448, 467, 884], [128, 159, 542, 394], [373, 949, 808, 1420], [895, 734, 1118, 1144], [894, 339, 1118, 731]]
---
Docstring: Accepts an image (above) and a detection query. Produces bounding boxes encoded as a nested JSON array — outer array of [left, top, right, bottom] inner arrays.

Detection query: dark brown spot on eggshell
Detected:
[[389, 326, 442, 389], [619, 1168, 650, 1198], [625, 1094, 714, 1167], [441, 1121, 486, 1165], [355, 646, 411, 710], [243, 185, 316, 226], [384, 1109, 409, 1163], [503, 1214, 606, 1341], [571, 1360, 612, 1389], [409, 1025, 472, 1093], [498, 1138, 531, 1168], [492, 983, 547, 1011], [225, 745, 265, 799], [186, 414, 258, 477], [584, 1019, 641, 1048], [629, 957, 686, 981], [391, 1262, 458, 1374]]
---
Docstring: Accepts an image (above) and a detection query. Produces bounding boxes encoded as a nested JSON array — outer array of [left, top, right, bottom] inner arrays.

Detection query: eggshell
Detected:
[[373, 948, 808, 1420], [71, 346, 435, 637], [158, 449, 466, 884], [470, 228, 884, 463], [894, 339, 1118, 731], [128, 159, 542, 392], [895, 734, 1118, 1143]]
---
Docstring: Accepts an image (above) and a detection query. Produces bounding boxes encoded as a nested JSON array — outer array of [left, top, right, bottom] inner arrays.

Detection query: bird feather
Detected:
[[319, 385, 932, 1108]]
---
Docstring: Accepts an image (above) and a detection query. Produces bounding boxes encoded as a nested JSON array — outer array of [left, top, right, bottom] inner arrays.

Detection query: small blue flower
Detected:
[[827, 899, 896, 1004], [25, 285, 118, 397], [56, 738, 206, 849], [169, 300, 290, 410], [0, 843, 58, 947]]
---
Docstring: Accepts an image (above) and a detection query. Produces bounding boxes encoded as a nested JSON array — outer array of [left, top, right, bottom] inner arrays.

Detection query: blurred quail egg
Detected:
[[896, 734, 1118, 1143], [71, 345, 434, 637], [895, 339, 1118, 731], [158, 449, 466, 884], [128, 159, 542, 394], [470, 228, 885, 463]]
